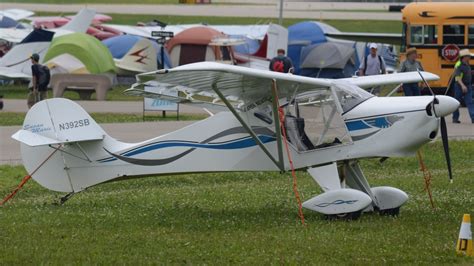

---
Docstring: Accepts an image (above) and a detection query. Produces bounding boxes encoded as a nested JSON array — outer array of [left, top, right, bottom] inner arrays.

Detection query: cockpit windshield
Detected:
[[332, 82, 374, 113]]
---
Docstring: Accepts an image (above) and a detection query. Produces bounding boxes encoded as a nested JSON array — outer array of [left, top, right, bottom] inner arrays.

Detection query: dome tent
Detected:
[[166, 26, 229, 66], [103, 34, 172, 72], [288, 21, 339, 74], [44, 32, 115, 74]]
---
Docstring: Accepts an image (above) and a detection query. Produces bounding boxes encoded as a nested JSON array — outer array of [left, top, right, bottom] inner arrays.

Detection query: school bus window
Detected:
[[469, 25, 474, 45], [410, 25, 423, 45], [401, 23, 407, 52], [424, 25, 437, 45], [443, 25, 465, 44]]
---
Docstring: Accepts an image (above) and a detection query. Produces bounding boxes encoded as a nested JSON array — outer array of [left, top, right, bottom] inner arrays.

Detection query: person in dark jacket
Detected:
[[269, 49, 294, 73], [27, 53, 48, 108]]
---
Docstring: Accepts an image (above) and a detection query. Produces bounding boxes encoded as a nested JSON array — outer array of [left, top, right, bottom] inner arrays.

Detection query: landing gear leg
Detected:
[[343, 160, 408, 215]]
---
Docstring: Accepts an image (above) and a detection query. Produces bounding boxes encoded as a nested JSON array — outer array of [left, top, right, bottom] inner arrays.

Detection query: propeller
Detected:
[[439, 116, 453, 183], [417, 70, 454, 183]]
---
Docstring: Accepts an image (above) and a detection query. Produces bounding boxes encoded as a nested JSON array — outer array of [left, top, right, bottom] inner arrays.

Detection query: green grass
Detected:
[[0, 140, 473, 264], [30, 12, 402, 33], [0, 112, 207, 126]]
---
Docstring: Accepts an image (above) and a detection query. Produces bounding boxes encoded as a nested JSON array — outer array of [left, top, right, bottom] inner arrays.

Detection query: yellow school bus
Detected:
[[401, 2, 474, 92]]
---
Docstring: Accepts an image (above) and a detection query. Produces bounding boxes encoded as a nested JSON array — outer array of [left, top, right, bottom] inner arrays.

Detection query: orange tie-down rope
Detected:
[[278, 107, 306, 226], [417, 150, 435, 209], [1, 147, 60, 206]]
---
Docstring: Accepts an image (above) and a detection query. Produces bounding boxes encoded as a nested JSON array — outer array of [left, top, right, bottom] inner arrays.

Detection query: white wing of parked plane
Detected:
[[0, 28, 30, 43], [0, 9, 34, 21]]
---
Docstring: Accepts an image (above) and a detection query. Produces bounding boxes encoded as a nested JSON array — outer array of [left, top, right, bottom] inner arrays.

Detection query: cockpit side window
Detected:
[[283, 87, 352, 152], [332, 82, 374, 114]]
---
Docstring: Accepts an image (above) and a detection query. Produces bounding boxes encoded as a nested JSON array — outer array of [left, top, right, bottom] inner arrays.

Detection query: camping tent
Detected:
[[166, 26, 229, 66], [43, 32, 115, 74], [103, 34, 171, 73], [0, 15, 24, 28], [288, 21, 340, 74], [299, 41, 356, 79]]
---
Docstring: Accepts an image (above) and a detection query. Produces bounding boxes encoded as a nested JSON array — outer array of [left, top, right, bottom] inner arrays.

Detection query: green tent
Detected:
[[44, 33, 116, 74]]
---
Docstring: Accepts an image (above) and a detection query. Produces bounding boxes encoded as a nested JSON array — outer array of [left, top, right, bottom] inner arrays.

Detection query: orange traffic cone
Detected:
[[456, 214, 473, 257]]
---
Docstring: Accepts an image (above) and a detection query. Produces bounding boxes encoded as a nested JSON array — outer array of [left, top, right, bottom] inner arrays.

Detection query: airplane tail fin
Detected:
[[11, 98, 116, 193], [116, 38, 157, 74], [60, 8, 96, 33]]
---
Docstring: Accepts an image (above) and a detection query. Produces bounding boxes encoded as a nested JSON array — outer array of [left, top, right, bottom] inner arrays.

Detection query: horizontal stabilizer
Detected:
[[12, 129, 103, 147]]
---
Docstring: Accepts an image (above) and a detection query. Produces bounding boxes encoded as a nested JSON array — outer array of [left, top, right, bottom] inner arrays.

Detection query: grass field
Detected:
[[0, 140, 473, 264]]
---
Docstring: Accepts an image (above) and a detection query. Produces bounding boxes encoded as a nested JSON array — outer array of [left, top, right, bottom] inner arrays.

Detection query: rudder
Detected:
[[12, 98, 107, 192]]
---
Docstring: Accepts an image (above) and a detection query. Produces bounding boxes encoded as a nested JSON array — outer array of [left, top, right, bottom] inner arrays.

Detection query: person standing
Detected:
[[28, 53, 49, 109], [358, 43, 387, 95], [399, 47, 424, 96], [269, 49, 294, 74], [452, 49, 474, 124]]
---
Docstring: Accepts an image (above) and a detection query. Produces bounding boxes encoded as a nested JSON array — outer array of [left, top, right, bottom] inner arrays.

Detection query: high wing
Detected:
[[340, 71, 439, 89], [127, 62, 439, 109], [325, 32, 402, 45], [127, 62, 332, 110]]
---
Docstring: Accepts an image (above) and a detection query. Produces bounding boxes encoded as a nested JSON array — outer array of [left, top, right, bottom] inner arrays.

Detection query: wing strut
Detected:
[[271, 79, 285, 171], [212, 83, 284, 171]]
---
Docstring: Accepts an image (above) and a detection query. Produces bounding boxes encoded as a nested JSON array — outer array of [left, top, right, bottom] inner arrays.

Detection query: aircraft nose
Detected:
[[434, 96, 460, 117]]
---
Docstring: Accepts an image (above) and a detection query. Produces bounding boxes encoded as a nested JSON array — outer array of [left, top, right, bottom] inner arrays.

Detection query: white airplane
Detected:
[[12, 62, 459, 219], [0, 8, 96, 80]]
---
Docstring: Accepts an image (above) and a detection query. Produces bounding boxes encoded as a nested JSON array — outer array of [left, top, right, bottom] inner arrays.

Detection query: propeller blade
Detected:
[[440, 117, 453, 183]]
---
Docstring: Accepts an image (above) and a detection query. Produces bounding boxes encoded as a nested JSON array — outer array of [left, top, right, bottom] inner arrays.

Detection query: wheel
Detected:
[[378, 207, 400, 216], [325, 210, 362, 221]]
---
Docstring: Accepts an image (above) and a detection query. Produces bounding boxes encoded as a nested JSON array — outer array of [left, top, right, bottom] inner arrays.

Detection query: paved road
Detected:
[[0, 2, 401, 21]]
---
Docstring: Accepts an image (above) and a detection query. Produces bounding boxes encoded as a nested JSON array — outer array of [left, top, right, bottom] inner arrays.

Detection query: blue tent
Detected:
[[288, 21, 335, 74], [230, 35, 260, 55], [0, 16, 24, 29], [103, 35, 172, 69]]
